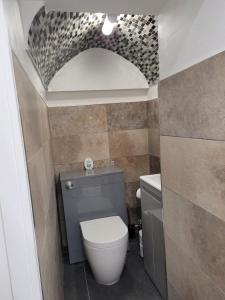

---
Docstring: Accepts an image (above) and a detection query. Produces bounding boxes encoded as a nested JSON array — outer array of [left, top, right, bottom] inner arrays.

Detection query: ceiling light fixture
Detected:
[[102, 14, 117, 36]]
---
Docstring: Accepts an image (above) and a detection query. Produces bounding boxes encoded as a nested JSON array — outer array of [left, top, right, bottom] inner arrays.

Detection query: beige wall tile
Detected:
[[48, 105, 108, 137], [114, 155, 149, 183], [125, 181, 140, 208], [54, 159, 112, 177], [165, 234, 225, 300], [14, 58, 48, 160], [13, 55, 63, 300], [163, 187, 225, 293], [52, 132, 110, 164], [149, 154, 160, 174], [148, 99, 159, 129], [167, 282, 182, 300], [161, 136, 225, 223], [159, 51, 225, 140], [149, 128, 160, 156], [109, 129, 148, 158], [107, 101, 148, 131]]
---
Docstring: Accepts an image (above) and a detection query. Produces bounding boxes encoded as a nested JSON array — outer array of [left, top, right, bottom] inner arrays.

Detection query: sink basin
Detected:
[[140, 174, 161, 191]]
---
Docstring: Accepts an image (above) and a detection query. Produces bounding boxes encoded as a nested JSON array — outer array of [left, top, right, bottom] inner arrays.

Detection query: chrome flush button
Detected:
[[65, 181, 75, 190]]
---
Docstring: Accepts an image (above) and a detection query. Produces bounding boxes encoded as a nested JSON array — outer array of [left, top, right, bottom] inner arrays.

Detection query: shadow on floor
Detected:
[[64, 240, 162, 300]]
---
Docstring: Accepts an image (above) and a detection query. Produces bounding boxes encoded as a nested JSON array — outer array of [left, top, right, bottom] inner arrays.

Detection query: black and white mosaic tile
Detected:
[[28, 7, 159, 89]]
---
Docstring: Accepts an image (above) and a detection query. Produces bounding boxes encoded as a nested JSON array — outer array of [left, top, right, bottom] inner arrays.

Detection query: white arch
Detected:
[[48, 48, 149, 91]]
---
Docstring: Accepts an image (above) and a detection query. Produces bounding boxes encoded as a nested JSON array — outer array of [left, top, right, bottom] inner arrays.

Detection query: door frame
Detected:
[[0, 1, 43, 299]]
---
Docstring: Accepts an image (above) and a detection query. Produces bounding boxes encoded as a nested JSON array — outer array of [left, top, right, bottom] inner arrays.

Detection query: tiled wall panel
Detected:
[[148, 99, 160, 173], [48, 100, 160, 248], [159, 51, 225, 299], [13, 56, 64, 300]]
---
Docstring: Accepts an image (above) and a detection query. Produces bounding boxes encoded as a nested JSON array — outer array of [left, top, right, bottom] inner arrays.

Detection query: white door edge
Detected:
[[0, 1, 43, 299]]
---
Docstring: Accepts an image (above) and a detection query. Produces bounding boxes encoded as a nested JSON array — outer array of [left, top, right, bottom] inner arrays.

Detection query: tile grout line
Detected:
[[83, 265, 91, 300]]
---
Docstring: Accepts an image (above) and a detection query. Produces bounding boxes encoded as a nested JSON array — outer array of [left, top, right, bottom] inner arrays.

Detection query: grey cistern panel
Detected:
[[60, 167, 128, 264]]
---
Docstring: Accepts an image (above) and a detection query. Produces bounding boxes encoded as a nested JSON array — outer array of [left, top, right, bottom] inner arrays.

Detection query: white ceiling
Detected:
[[45, 0, 168, 15]]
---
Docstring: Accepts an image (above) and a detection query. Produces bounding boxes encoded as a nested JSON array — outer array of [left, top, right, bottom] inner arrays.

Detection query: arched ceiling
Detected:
[[28, 6, 159, 89]]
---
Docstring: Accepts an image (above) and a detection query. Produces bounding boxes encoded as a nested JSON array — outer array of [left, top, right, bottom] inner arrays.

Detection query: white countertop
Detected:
[[140, 174, 161, 191]]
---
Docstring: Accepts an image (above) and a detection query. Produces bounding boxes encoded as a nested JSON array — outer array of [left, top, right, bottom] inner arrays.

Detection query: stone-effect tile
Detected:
[[163, 187, 225, 293], [165, 234, 225, 300], [161, 136, 225, 223], [54, 159, 112, 177], [125, 181, 140, 208], [13, 55, 64, 300], [107, 102, 148, 131], [167, 282, 181, 300], [48, 105, 108, 137], [14, 57, 49, 160], [149, 128, 160, 156], [149, 155, 161, 174], [109, 129, 148, 158], [148, 99, 159, 129], [114, 155, 149, 183], [159, 51, 225, 140], [52, 133, 110, 164]]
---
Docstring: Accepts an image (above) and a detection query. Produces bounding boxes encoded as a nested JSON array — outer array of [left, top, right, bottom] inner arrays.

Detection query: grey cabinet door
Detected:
[[141, 185, 167, 299], [141, 188, 154, 279]]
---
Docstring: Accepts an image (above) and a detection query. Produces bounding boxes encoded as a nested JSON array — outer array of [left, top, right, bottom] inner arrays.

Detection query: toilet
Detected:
[[80, 216, 128, 285]]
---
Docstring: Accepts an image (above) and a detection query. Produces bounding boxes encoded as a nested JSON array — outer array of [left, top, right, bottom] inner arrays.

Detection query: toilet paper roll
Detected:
[[136, 188, 141, 199]]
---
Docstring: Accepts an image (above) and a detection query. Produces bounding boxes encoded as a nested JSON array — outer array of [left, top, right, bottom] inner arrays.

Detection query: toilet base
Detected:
[[84, 237, 128, 286], [96, 277, 120, 286]]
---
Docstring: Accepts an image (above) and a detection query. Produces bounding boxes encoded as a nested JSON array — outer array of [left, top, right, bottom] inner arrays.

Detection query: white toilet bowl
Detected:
[[80, 216, 128, 285]]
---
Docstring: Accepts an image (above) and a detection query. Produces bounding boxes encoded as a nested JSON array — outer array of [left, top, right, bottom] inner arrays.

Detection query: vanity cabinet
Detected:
[[140, 177, 167, 299]]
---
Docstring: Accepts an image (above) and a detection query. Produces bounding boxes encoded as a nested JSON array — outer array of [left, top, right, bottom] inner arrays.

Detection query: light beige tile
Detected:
[[159, 51, 225, 140], [161, 136, 225, 222], [107, 101, 148, 131], [52, 132, 110, 164], [167, 282, 181, 300], [149, 128, 160, 156], [125, 181, 140, 208], [163, 187, 225, 293], [48, 104, 108, 137], [14, 57, 48, 160], [165, 234, 225, 300], [109, 129, 148, 158], [13, 55, 63, 300], [54, 159, 112, 177], [148, 99, 159, 129], [114, 155, 149, 183], [149, 154, 161, 174]]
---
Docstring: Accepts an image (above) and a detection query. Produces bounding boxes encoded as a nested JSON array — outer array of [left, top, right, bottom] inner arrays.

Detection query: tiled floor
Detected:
[[64, 240, 162, 300]]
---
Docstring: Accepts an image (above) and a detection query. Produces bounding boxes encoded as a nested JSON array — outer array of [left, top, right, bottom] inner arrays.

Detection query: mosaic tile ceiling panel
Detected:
[[28, 7, 159, 89]]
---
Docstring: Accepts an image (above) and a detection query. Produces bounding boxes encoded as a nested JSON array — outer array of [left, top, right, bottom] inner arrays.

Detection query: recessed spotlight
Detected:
[[102, 14, 117, 36]]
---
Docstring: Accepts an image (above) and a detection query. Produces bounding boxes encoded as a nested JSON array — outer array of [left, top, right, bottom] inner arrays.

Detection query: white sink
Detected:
[[140, 174, 161, 191]]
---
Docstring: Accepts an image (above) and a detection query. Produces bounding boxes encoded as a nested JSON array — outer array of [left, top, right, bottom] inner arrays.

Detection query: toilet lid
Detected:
[[80, 216, 128, 247]]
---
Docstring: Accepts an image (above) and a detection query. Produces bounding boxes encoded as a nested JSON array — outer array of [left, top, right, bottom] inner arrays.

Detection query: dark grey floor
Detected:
[[64, 240, 162, 300]]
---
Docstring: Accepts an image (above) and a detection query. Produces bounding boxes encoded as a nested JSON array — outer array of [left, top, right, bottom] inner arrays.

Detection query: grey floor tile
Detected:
[[64, 240, 163, 300], [85, 241, 162, 300], [64, 262, 89, 300]]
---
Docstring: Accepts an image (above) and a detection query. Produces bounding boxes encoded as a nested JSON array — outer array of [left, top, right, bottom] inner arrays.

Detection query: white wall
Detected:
[[3, 0, 45, 97], [46, 0, 167, 15], [48, 48, 149, 91], [19, 0, 44, 44], [47, 85, 158, 106], [159, 0, 225, 79]]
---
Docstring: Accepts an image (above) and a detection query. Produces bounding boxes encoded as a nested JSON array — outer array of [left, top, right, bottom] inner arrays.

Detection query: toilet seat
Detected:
[[80, 216, 128, 249]]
